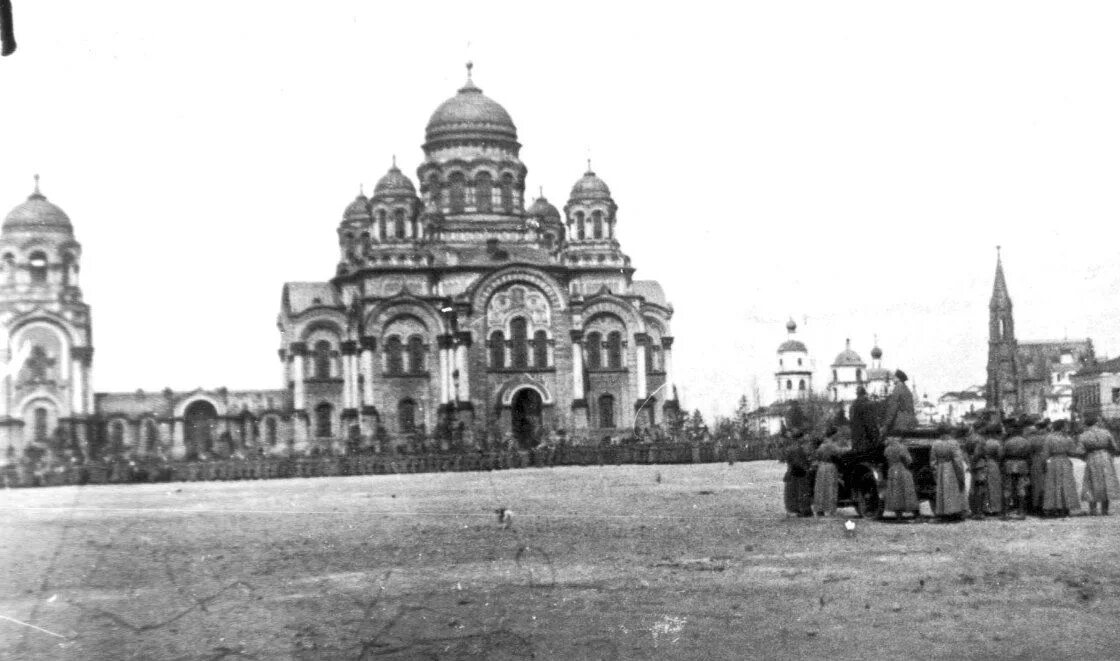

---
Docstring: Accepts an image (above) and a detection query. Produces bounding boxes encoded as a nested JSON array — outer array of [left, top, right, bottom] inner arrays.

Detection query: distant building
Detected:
[[1072, 357, 1120, 422], [986, 250, 1094, 418], [826, 338, 892, 416], [775, 319, 812, 402], [937, 386, 986, 425]]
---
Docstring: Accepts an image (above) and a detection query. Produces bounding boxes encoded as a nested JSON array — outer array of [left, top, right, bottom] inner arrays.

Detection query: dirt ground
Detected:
[[2, 460, 1119, 660]]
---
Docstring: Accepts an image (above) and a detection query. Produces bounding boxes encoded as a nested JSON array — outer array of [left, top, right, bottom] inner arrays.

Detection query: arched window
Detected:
[[510, 317, 529, 369], [398, 399, 416, 433], [426, 176, 440, 206], [313, 340, 332, 379], [314, 403, 332, 438], [29, 251, 48, 284], [599, 394, 615, 428], [359, 232, 370, 256], [377, 210, 387, 240], [475, 172, 493, 213], [407, 335, 425, 373], [61, 253, 74, 286], [586, 332, 602, 369], [797, 358, 802, 366], [575, 212, 585, 240], [265, 417, 277, 446], [799, 380, 806, 391], [500, 174, 514, 212], [449, 173, 466, 213], [385, 336, 404, 375], [34, 407, 49, 442], [110, 419, 125, 450], [489, 330, 506, 368], [144, 419, 159, 453], [542, 233, 554, 250], [533, 330, 549, 368], [832, 369, 838, 382], [856, 369, 863, 382], [786, 380, 793, 390], [607, 332, 623, 369], [592, 211, 604, 239], [393, 208, 406, 239]]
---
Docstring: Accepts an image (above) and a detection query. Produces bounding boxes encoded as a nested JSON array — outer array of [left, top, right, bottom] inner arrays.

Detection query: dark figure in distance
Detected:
[[849, 386, 880, 452], [880, 370, 917, 440]]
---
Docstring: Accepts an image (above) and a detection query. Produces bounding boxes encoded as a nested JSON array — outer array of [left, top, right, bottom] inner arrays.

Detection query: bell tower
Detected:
[[986, 247, 1019, 416]]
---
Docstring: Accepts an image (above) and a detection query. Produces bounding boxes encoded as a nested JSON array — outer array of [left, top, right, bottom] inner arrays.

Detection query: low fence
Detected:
[[0, 441, 781, 489]]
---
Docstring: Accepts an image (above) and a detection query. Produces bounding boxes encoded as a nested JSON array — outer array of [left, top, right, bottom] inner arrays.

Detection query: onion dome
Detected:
[[833, 339, 865, 367], [526, 191, 561, 223], [373, 160, 417, 199], [870, 345, 883, 360], [3, 176, 73, 234], [569, 168, 612, 201], [786, 319, 797, 333], [343, 188, 370, 221], [424, 63, 518, 150]]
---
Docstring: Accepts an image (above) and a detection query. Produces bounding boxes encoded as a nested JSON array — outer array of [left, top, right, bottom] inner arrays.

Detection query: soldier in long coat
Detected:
[[963, 424, 988, 520], [1042, 420, 1082, 517], [884, 438, 920, 519], [1026, 421, 1049, 515], [1002, 423, 1031, 520], [849, 386, 880, 453], [880, 371, 917, 439], [929, 431, 967, 520], [812, 436, 842, 516], [1078, 417, 1120, 516], [980, 432, 1004, 516], [782, 434, 813, 517]]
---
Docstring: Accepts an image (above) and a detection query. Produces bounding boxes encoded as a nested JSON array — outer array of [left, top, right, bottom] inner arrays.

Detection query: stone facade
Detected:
[[0, 68, 676, 462]]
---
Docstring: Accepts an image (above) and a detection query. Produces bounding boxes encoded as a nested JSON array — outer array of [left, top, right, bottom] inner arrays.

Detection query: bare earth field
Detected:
[[2, 460, 1120, 660]]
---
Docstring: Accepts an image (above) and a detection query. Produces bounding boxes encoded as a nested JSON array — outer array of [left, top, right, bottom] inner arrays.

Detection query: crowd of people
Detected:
[[783, 414, 1120, 522]]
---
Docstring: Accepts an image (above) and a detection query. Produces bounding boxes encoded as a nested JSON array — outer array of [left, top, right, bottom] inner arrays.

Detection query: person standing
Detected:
[[963, 424, 988, 520], [1027, 419, 1049, 515], [1078, 417, 1120, 516], [812, 436, 842, 517], [1001, 422, 1031, 520], [849, 386, 880, 453], [1042, 420, 1082, 517], [880, 371, 917, 439], [884, 437, 920, 520], [929, 430, 967, 520], [782, 433, 813, 517], [980, 430, 1005, 517]]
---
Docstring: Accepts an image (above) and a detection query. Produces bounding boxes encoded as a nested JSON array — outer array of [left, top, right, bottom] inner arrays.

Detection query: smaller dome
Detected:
[[526, 194, 561, 223], [343, 190, 370, 221], [786, 319, 797, 333], [833, 339, 865, 367], [3, 177, 72, 234], [569, 169, 612, 201], [870, 345, 883, 360], [373, 162, 417, 199], [778, 339, 807, 354]]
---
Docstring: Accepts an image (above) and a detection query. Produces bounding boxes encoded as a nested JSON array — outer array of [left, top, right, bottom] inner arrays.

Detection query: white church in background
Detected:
[[827, 338, 892, 417]]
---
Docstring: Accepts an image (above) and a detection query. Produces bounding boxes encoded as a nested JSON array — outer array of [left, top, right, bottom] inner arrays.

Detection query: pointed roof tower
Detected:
[[990, 246, 1011, 310]]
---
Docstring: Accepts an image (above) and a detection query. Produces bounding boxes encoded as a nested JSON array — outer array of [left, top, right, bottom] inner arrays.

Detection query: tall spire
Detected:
[[991, 245, 1011, 309]]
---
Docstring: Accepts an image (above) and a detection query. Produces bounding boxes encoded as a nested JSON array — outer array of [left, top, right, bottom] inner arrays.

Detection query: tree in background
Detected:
[[684, 409, 710, 442]]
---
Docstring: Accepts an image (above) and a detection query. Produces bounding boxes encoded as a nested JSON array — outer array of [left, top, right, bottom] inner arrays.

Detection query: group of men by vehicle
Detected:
[[783, 369, 1120, 521]]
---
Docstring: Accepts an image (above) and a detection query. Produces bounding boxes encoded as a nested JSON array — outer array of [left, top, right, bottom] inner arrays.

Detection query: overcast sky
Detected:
[[2, 2, 1119, 420]]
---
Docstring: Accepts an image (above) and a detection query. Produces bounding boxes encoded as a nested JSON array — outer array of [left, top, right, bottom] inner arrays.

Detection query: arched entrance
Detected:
[[510, 388, 543, 448], [184, 400, 218, 459]]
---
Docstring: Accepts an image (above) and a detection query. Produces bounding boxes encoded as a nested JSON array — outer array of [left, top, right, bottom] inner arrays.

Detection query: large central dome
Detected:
[[424, 64, 519, 152]]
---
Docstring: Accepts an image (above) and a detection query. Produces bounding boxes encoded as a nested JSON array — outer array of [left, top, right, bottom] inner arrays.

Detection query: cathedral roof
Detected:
[[3, 177, 73, 235], [832, 339, 865, 367], [569, 169, 612, 201], [990, 247, 1011, 309], [343, 190, 370, 221], [526, 194, 561, 223], [373, 162, 417, 199], [778, 339, 807, 353], [633, 280, 668, 308], [283, 282, 340, 315], [424, 64, 518, 150]]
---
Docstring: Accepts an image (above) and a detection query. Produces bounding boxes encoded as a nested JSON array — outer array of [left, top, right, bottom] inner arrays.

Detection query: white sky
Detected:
[[2, 2, 1119, 421]]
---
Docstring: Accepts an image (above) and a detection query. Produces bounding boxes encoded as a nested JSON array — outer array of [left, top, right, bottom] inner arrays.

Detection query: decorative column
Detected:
[[171, 418, 186, 459], [662, 337, 676, 400], [360, 337, 376, 408], [634, 333, 649, 400], [341, 341, 357, 412], [570, 330, 586, 403], [437, 335, 453, 407], [454, 331, 472, 404], [70, 349, 85, 415], [279, 348, 289, 390]]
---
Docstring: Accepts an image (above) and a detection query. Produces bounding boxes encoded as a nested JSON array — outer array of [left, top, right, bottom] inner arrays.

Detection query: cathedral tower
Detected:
[[986, 247, 1019, 416], [0, 177, 94, 461]]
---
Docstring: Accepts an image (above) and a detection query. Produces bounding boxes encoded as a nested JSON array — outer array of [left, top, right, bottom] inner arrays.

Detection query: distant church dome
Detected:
[[526, 194, 561, 223], [424, 63, 518, 150], [779, 318, 806, 353], [3, 177, 72, 234], [833, 339, 865, 367], [870, 345, 883, 360], [569, 169, 612, 201], [342, 190, 370, 221], [373, 162, 416, 198]]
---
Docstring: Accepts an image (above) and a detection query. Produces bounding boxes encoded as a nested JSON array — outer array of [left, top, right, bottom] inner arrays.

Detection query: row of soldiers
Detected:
[[914, 417, 1120, 520]]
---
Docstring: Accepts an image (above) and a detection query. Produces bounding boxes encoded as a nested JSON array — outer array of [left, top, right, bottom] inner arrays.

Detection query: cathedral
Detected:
[[986, 249, 1092, 419], [0, 66, 676, 462]]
